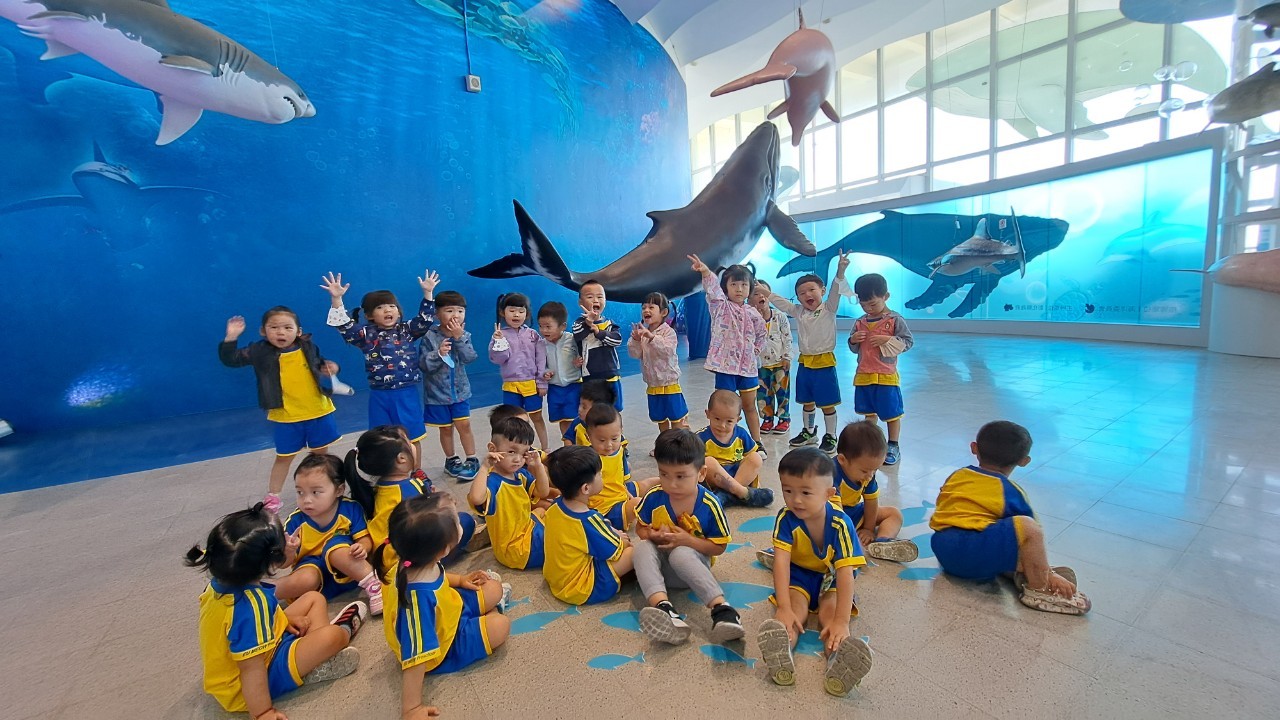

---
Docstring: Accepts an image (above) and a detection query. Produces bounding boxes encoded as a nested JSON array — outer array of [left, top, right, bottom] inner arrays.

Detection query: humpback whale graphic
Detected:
[[0, 140, 223, 247], [469, 122, 817, 303], [12, 0, 314, 144], [779, 210, 1069, 318]]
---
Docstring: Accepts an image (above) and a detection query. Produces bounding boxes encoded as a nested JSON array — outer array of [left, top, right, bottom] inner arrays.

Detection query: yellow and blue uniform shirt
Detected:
[[473, 468, 544, 570], [197, 581, 297, 712], [266, 349, 335, 423], [929, 465, 1035, 532], [697, 424, 760, 486], [370, 474, 427, 576], [832, 464, 879, 526], [637, 485, 731, 563], [563, 418, 630, 450], [771, 502, 866, 613], [382, 564, 493, 674], [542, 498, 624, 605], [589, 445, 635, 519], [284, 498, 370, 561]]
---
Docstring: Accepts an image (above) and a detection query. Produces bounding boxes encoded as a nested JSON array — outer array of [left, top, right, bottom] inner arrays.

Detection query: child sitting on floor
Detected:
[[467, 417, 549, 571], [542, 446, 635, 605], [697, 389, 773, 508]]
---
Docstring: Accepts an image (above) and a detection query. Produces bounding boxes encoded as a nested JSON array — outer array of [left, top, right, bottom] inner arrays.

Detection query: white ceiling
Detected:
[[610, 0, 1008, 134]]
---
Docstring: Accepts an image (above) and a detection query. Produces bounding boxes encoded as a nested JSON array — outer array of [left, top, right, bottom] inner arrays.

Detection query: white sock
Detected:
[[824, 411, 837, 437]]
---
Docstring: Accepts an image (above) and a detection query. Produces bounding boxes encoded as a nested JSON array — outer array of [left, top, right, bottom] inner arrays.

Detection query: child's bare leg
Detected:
[[782, 588, 810, 643], [481, 612, 511, 650], [631, 476, 660, 497], [886, 417, 901, 443], [285, 592, 350, 674], [741, 387, 762, 441], [876, 506, 904, 539], [328, 547, 376, 584], [1015, 518, 1060, 592], [457, 418, 476, 457], [273, 566, 322, 602], [862, 413, 879, 427], [479, 577, 505, 611], [530, 409, 550, 449], [558, 419, 571, 435], [268, 455, 295, 495], [612, 544, 635, 576], [411, 440, 423, 469], [438, 427, 455, 458]]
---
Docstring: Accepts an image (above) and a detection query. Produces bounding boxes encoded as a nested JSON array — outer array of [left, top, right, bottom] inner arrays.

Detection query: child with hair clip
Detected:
[[688, 255, 767, 452], [627, 291, 688, 432], [321, 270, 441, 463], [188, 504, 368, 719], [490, 292, 550, 449], [274, 454, 385, 615], [220, 307, 342, 514], [383, 493, 511, 720]]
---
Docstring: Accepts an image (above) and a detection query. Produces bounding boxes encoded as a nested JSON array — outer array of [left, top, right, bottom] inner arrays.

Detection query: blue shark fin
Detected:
[[0, 195, 87, 214], [820, 100, 839, 124], [468, 201, 576, 288], [92, 141, 107, 164], [159, 55, 216, 75], [646, 209, 680, 226], [765, 201, 816, 255], [711, 63, 798, 97], [767, 101, 789, 120], [156, 96, 203, 145], [40, 40, 79, 61]]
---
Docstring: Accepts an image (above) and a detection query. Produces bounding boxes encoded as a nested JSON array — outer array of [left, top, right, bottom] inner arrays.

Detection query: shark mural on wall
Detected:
[[779, 210, 1070, 318]]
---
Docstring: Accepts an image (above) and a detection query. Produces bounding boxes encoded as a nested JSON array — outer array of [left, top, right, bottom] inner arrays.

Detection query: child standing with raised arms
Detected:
[[627, 291, 688, 432]]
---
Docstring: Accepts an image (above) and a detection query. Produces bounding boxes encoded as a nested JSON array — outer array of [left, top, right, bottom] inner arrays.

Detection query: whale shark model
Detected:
[[1207, 61, 1280, 125], [779, 210, 1070, 318], [469, 122, 817, 303], [928, 211, 1026, 279], [710, 10, 837, 146], [11, 0, 314, 144], [0, 140, 222, 247]]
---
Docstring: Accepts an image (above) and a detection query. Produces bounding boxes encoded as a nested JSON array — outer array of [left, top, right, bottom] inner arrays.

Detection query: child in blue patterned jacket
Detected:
[[421, 291, 481, 481]]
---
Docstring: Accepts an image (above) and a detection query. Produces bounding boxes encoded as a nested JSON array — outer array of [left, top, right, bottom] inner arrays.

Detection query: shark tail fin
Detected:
[[468, 201, 576, 288], [1009, 207, 1027, 279]]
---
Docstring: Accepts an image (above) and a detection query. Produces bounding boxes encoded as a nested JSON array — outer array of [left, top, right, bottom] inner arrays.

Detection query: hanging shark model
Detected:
[[928, 211, 1026, 279], [1174, 248, 1280, 295], [1207, 61, 1280, 125], [710, 9, 837, 146], [468, 122, 817, 303], [11, 0, 314, 145], [0, 140, 222, 246], [779, 210, 1069, 318], [1241, 2, 1280, 37]]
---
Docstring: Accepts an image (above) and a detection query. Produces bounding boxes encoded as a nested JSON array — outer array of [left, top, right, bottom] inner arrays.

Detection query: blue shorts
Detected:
[[931, 518, 1023, 581], [854, 384, 904, 421], [845, 502, 866, 528], [773, 564, 829, 613], [796, 365, 841, 408], [525, 520, 546, 570], [647, 388, 688, 424], [293, 536, 359, 599], [424, 400, 470, 428], [715, 372, 757, 392], [546, 383, 582, 423], [444, 512, 479, 566], [584, 558, 622, 605], [370, 386, 427, 442], [502, 390, 544, 413], [431, 588, 495, 674], [272, 414, 340, 456], [599, 490, 637, 532], [266, 632, 303, 697]]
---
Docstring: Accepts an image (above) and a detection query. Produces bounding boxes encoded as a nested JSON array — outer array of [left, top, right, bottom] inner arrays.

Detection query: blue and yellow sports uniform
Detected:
[[563, 417, 631, 451], [473, 468, 545, 570], [637, 485, 731, 561], [197, 581, 302, 712], [284, 498, 371, 598], [268, 349, 339, 456], [929, 465, 1035, 581], [542, 498, 625, 605], [590, 446, 638, 530], [382, 563, 494, 675], [370, 474, 426, 576], [832, 464, 879, 527], [697, 424, 761, 487], [770, 503, 865, 614]]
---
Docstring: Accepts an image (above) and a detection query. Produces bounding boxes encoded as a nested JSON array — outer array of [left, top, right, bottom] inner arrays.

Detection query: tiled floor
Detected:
[[4, 332, 1279, 719]]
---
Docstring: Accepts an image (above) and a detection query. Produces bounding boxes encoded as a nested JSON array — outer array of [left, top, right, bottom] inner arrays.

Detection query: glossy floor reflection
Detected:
[[3, 333, 1278, 719]]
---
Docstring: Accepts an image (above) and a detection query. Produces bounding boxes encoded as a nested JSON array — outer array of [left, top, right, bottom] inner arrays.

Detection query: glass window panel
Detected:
[[1248, 164, 1277, 203], [778, 136, 800, 194], [883, 35, 927, 101], [1168, 18, 1231, 111], [1075, 23, 1166, 130], [803, 124, 838, 192], [996, 46, 1066, 146], [1075, 1, 1124, 33], [996, 0, 1069, 60], [933, 72, 992, 161], [691, 127, 712, 170], [839, 52, 878, 115], [932, 12, 991, 84], [1070, 117, 1159, 162], [884, 97, 927, 172], [996, 137, 1064, 177], [739, 106, 766, 134], [712, 117, 737, 164], [840, 113, 879, 183], [932, 156, 991, 189], [1167, 102, 1211, 139]]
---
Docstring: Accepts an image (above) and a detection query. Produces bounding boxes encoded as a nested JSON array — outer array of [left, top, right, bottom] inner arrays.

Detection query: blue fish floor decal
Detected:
[[724, 541, 753, 554], [601, 611, 642, 633], [698, 644, 756, 668], [509, 605, 581, 636], [587, 652, 646, 670], [736, 516, 776, 534], [687, 581, 774, 609], [899, 567, 942, 581]]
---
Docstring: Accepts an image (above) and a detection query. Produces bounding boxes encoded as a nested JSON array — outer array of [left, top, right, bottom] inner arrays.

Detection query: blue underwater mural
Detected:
[[0, 0, 688, 436]]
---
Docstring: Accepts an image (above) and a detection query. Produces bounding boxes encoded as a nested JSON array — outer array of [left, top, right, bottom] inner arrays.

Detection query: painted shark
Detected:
[[1241, 2, 1280, 37], [0, 140, 223, 247], [468, 122, 816, 303], [710, 9, 837, 146], [1207, 61, 1280, 125], [11, 0, 314, 145], [928, 211, 1026, 279], [779, 210, 1069, 318]]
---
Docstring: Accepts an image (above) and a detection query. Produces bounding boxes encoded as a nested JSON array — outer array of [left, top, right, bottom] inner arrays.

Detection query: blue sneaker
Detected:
[[745, 486, 774, 507], [884, 443, 900, 466], [443, 456, 462, 478], [455, 457, 480, 481]]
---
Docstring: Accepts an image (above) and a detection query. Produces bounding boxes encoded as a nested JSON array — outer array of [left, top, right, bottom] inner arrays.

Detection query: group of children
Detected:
[[201, 263, 1091, 718]]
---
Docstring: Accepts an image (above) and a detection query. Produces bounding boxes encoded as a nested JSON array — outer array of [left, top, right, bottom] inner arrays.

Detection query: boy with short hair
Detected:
[[771, 251, 851, 455], [583, 403, 645, 530], [757, 447, 873, 698], [697, 390, 773, 508], [490, 404, 558, 509], [753, 280, 793, 436], [848, 273, 913, 466], [542, 446, 635, 605], [930, 421, 1091, 615], [419, 290, 480, 480], [538, 301, 583, 437], [572, 279, 624, 411], [467, 416, 549, 570], [562, 378, 618, 447], [634, 428, 744, 646]]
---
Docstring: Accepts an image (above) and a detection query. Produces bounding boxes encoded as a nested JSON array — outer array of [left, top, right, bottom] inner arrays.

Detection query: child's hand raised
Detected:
[[418, 269, 440, 296], [492, 323, 503, 341], [524, 449, 543, 471], [320, 272, 348, 299], [285, 528, 301, 556], [688, 253, 709, 275], [580, 303, 601, 323], [486, 450, 506, 468], [836, 249, 851, 274], [225, 316, 246, 340]]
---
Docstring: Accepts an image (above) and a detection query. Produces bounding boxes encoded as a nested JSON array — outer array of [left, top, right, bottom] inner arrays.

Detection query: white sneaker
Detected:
[[639, 602, 691, 645]]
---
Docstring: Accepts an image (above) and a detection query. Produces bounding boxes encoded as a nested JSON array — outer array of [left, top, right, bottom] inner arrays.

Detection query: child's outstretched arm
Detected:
[[321, 272, 371, 346], [237, 656, 285, 720], [408, 270, 440, 338], [769, 291, 800, 317], [526, 450, 551, 501], [771, 547, 803, 637], [218, 316, 253, 367], [690, 254, 725, 305], [825, 251, 852, 313], [466, 454, 497, 512], [401, 664, 440, 719]]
